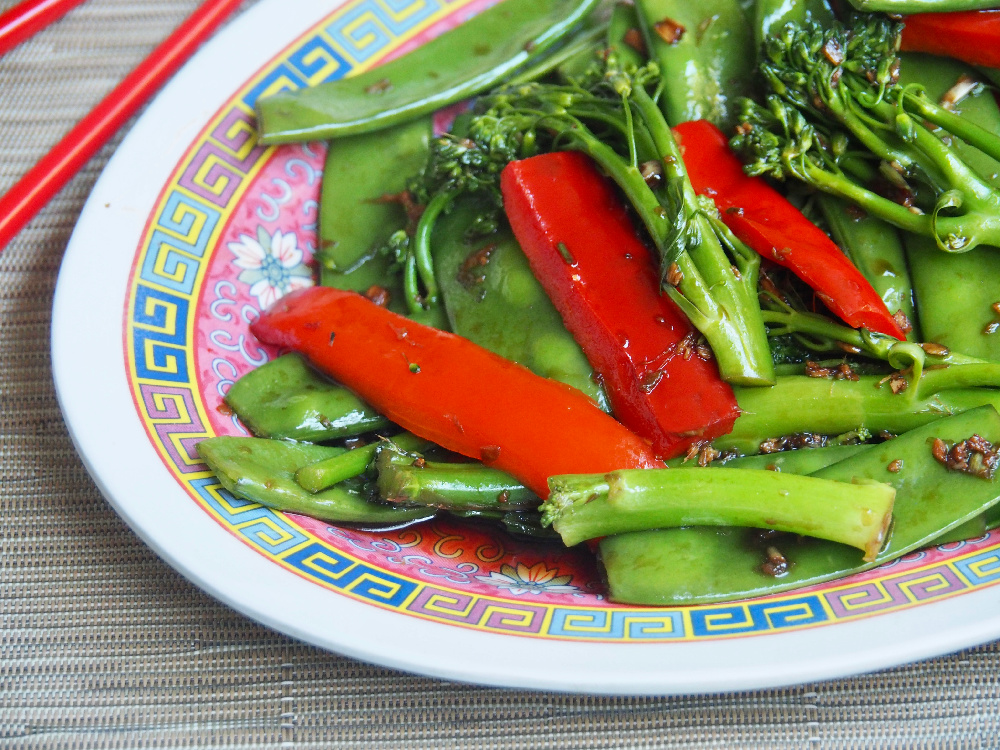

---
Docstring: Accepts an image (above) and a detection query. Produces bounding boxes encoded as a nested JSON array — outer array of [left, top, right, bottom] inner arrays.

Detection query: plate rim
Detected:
[[51, 0, 1000, 695]]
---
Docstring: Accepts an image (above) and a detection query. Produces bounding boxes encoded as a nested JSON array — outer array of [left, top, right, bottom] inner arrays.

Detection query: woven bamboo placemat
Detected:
[[2, 1, 999, 746]]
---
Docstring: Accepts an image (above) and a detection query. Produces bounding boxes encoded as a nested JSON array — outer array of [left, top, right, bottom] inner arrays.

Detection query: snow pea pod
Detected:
[[606, 2, 645, 69], [602, 405, 1000, 605], [666, 443, 868, 471], [197, 437, 435, 525], [635, 0, 755, 129], [257, 0, 602, 144], [225, 353, 389, 441], [376, 446, 540, 511], [720, 374, 1000, 455], [900, 54, 1000, 361], [296, 433, 432, 494], [511, 10, 610, 85], [316, 118, 432, 309], [434, 196, 609, 410], [978, 67, 1000, 88], [817, 195, 918, 341]]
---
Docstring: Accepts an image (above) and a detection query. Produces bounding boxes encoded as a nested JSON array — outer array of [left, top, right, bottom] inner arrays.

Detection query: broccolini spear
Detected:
[[732, 16, 1000, 253], [402, 56, 776, 386]]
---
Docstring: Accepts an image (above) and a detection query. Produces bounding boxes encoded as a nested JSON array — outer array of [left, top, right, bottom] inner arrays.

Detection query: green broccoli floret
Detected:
[[732, 16, 1000, 253]]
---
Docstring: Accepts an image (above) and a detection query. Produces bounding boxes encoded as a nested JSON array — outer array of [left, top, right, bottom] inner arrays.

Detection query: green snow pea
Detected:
[[848, 0, 1000, 12], [720, 374, 1000, 455], [296, 433, 432, 494], [666, 443, 868, 471], [900, 54, 1000, 361], [601, 406, 1000, 605], [606, 2, 646, 69], [316, 117, 432, 309], [257, 0, 602, 144], [817, 195, 918, 341], [635, 0, 755, 129], [511, 9, 610, 85], [225, 353, 388, 441], [197, 437, 435, 525], [375, 445, 540, 511], [434, 196, 609, 410]]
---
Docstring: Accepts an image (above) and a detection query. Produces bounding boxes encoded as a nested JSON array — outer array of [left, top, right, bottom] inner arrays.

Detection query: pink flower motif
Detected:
[[229, 226, 312, 309], [476, 562, 578, 595]]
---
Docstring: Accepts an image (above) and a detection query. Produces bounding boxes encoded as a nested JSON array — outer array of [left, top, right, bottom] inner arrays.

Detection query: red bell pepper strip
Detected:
[[500, 151, 740, 457], [673, 120, 907, 340], [250, 287, 664, 497], [901, 10, 1000, 69]]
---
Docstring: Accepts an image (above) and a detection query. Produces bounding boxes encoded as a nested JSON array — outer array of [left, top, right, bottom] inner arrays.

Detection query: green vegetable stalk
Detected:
[[224, 354, 388, 441], [414, 56, 775, 384], [635, 0, 755, 131], [722, 372, 1000, 455], [256, 0, 602, 143], [375, 446, 540, 511], [601, 406, 1000, 605], [197, 437, 434, 525], [296, 433, 431, 494], [542, 467, 895, 558]]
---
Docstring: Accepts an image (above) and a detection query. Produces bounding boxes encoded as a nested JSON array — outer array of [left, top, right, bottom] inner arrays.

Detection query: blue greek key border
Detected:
[[126, 0, 1000, 642]]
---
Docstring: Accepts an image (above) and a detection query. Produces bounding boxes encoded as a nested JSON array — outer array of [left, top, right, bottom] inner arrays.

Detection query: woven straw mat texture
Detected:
[[2, 0, 999, 747]]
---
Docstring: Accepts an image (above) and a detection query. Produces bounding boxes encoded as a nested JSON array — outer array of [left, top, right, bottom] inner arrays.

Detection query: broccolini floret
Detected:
[[732, 16, 1000, 253]]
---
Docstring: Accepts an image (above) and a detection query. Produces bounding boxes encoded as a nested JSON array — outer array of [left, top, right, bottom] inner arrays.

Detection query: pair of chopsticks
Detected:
[[0, 0, 246, 251]]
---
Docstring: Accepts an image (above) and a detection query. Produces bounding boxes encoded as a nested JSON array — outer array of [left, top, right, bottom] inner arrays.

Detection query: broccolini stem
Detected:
[[760, 308, 984, 367], [905, 90, 1000, 166], [296, 433, 431, 493], [411, 190, 452, 310], [596, 80, 775, 384], [543, 467, 895, 560]]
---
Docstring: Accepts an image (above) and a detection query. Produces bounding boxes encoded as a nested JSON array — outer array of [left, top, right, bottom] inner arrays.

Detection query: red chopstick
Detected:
[[0, 0, 88, 57], [0, 0, 245, 250]]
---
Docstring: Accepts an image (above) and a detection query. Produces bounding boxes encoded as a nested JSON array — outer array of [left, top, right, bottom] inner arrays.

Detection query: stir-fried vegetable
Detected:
[[256, 0, 602, 142], [676, 118, 907, 338], [250, 287, 665, 497], [501, 150, 739, 455], [732, 15, 1000, 253], [198, 2, 1000, 606]]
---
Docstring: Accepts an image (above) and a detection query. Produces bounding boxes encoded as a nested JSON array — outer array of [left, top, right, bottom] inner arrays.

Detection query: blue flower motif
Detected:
[[229, 226, 312, 309]]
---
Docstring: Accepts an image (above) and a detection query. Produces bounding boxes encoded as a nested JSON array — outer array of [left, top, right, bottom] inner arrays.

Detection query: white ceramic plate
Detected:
[[52, 0, 1000, 694]]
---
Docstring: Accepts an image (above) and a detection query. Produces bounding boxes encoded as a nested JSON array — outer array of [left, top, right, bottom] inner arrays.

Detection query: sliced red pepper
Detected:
[[500, 151, 739, 457], [673, 119, 906, 340], [901, 11, 1000, 69], [250, 287, 664, 497]]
